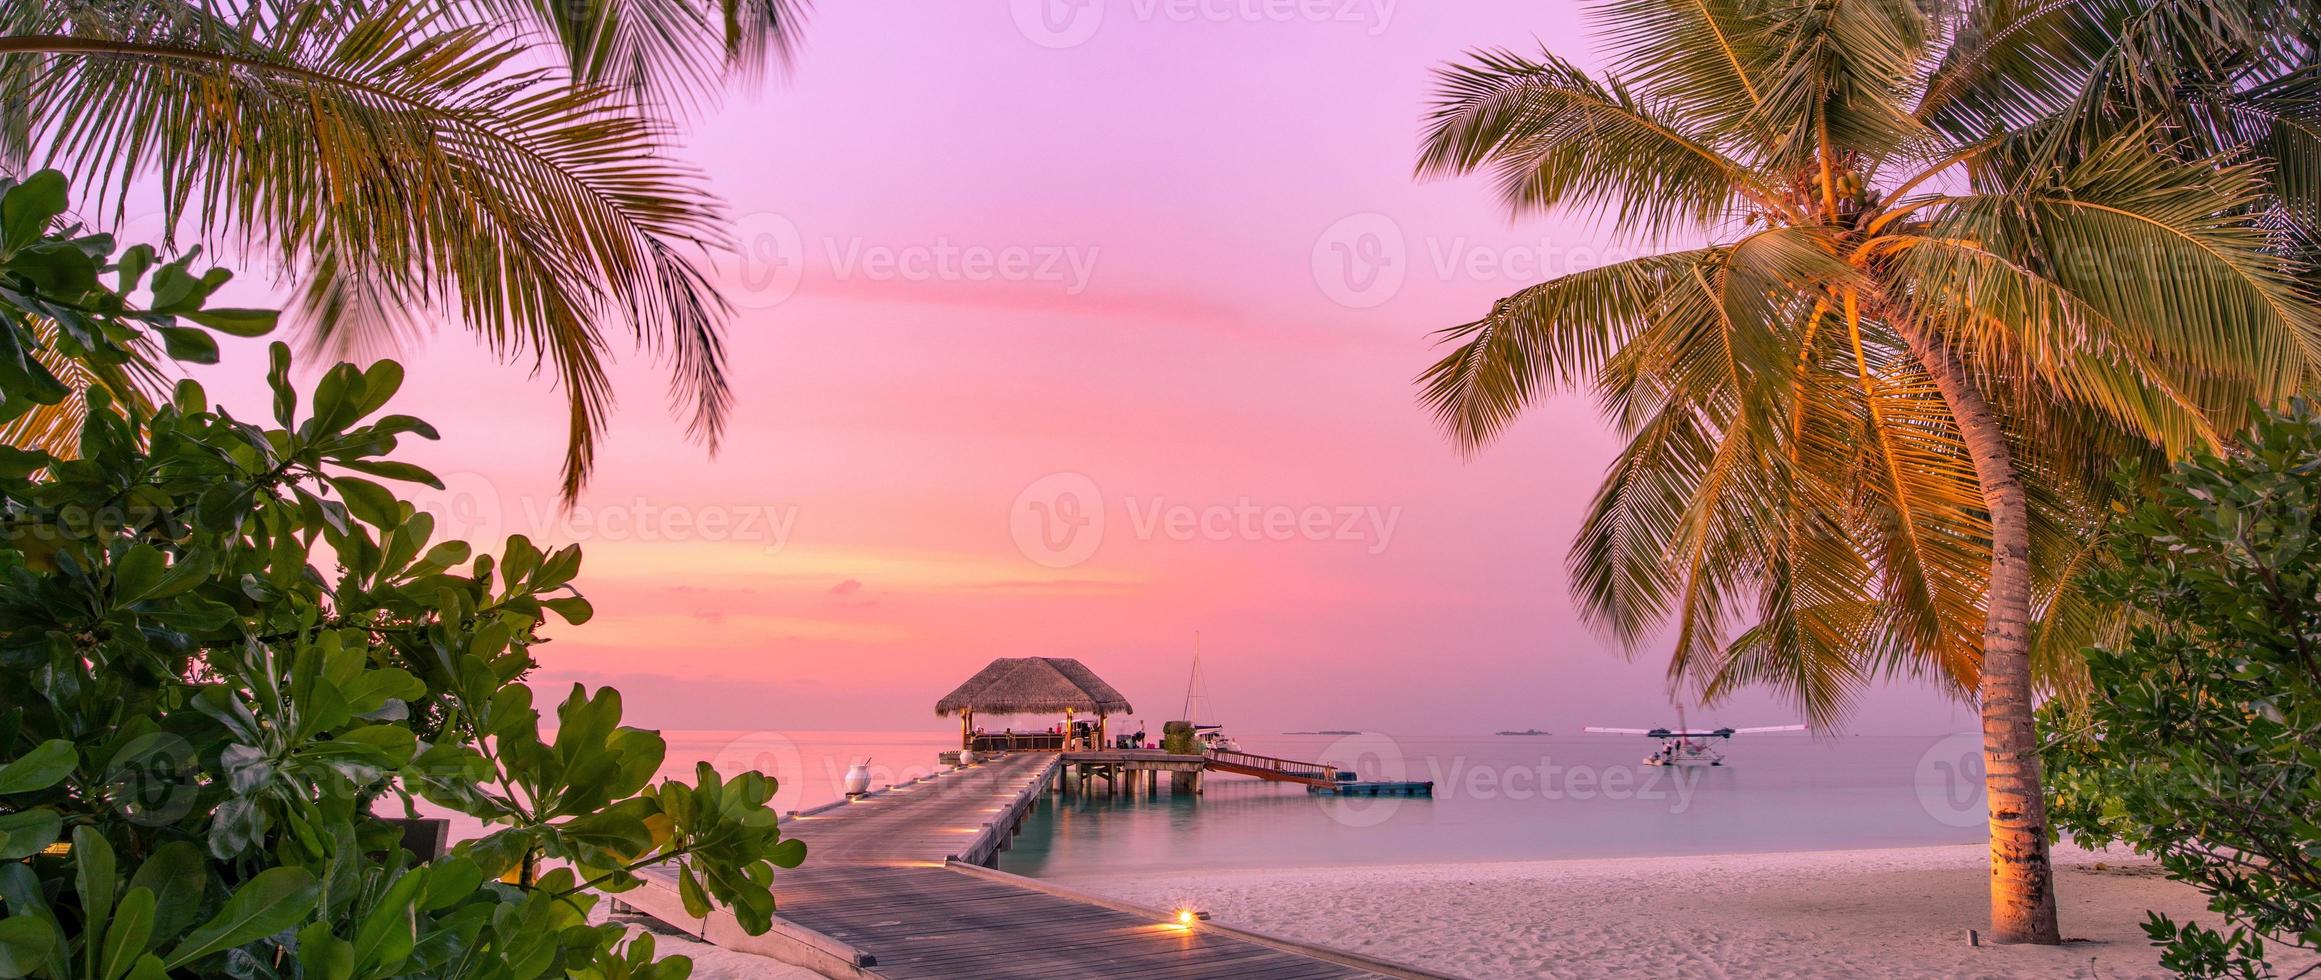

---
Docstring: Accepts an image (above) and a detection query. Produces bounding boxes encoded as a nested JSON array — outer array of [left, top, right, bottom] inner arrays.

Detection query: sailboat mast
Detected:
[[1182, 631, 1202, 723]]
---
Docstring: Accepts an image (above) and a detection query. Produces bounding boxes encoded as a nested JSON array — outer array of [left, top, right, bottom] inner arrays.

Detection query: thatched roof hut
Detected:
[[935, 657, 1132, 718], [936, 657, 1134, 751]]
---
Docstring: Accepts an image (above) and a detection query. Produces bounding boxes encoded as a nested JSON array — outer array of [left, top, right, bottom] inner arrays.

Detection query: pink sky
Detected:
[[190, 0, 1981, 734]]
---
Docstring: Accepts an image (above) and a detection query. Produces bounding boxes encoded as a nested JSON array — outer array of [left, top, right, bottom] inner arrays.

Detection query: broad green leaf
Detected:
[[73, 826, 116, 968], [146, 259, 229, 314], [296, 921, 352, 980], [161, 867, 318, 969], [98, 888, 155, 980], [350, 868, 423, 978], [0, 169, 66, 252], [331, 459, 443, 489], [351, 361, 404, 421], [0, 740, 74, 794], [542, 596, 593, 625], [9, 243, 100, 295], [267, 342, 295, 428], [124, 840, 204, 942], [330, 476, 401, 530], [419, 858, 481, 912], [111, 544, 165, 603], [0, 915, 56, 979], [0, 446, 47, 480], [153, 327, 219, 365], [768, 837, 806, 870], [114, 244, 154, 293], [0, 809, 60, 861], [676, 866, 710, 919], [183, 309, 278, 337]]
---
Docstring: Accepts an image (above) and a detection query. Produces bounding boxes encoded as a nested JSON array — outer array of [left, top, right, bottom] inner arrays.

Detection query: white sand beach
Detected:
[[1066, 842, 2315, 980]]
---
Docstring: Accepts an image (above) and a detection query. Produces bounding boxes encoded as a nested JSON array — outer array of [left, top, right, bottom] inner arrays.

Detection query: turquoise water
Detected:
[[427, 730, 1990, 879]]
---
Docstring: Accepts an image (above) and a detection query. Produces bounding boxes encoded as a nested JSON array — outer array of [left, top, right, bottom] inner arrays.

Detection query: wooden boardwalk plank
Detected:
[[740, 753, 1391, 978], [635, 753, 1442, 978]]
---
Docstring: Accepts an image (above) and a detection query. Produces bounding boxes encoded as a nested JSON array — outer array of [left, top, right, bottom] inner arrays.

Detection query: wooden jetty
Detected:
[[1203, 747, 1339, 787], [1310, 778, 1436, 797], [627, 752, 1449, 979]]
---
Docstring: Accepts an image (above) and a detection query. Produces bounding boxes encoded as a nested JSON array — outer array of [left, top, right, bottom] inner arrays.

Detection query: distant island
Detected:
[[1496, 729, 1551, 736], [1286, 730, 1363, 735]]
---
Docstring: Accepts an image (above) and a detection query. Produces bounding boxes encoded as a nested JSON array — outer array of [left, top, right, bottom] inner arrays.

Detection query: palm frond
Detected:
[[1417, 248, 1725, 451], [1417, 48, 1795, 234], [1881, 234, 2238, 453], [6, 0, 740, 497], [1746, 0, 1932, 172], [1832, 296, 1988, 693], [1945, 130, 2320, 400], [1592, 0, 1773, 143], [479, 0, 809, 113]]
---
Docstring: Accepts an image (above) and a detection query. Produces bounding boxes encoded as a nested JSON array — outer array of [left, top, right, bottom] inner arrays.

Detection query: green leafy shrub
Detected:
[[0, 171, 803, 978], [2043, 403, 2321, 978], [1161, 722, 1196, 756]]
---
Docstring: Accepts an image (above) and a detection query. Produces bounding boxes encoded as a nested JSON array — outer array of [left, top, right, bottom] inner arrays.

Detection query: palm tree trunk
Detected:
[[1906, 331, 2063, 945]]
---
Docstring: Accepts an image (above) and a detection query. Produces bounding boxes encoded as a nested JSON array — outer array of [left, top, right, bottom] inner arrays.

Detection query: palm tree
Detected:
[[1415, 0, 2319, 944], [0, 0, 807, 498]]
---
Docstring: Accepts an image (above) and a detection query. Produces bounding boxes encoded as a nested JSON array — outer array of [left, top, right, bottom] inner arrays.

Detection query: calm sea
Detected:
[[422, 730, 1991, 880]]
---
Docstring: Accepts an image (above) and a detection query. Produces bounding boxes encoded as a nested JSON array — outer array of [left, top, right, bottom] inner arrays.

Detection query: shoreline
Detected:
[[1056, 841, 2316, 979]]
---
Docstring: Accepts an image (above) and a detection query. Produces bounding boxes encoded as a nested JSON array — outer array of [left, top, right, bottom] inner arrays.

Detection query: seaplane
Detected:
[[1585, 706, 1805, 767]]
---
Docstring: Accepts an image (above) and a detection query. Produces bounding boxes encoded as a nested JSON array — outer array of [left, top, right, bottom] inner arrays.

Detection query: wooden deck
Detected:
[[636, 752, 1446, 979]]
